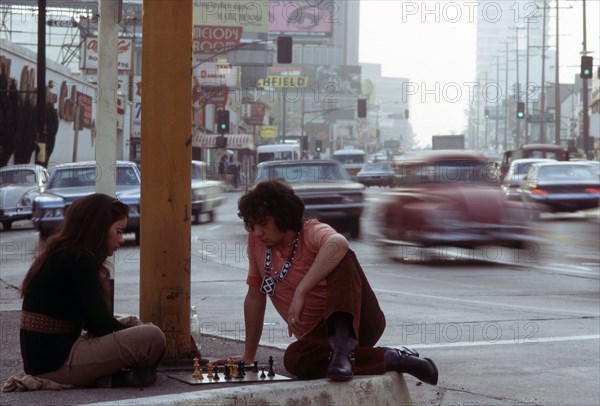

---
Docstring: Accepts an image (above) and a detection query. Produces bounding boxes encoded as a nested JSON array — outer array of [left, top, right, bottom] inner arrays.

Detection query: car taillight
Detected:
[[585, 188, 600, 193], [532, 188, 547, 195]]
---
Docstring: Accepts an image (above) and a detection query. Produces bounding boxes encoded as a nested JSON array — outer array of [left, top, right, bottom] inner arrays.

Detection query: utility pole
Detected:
[[504, 42, 510, 150], [495, 56, 500, 150], [35, 0, 47, 166], [581, 0, 590, 158], [514, 27, 524, 147], [540, 0, 547, 143], [141, 1, 193, 361], [554, 0, 561, 145], [525, 17, 531, 144]]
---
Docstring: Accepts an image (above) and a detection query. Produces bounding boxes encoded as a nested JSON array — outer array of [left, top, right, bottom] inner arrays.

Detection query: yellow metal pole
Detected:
[[140, 0, 193, 361]]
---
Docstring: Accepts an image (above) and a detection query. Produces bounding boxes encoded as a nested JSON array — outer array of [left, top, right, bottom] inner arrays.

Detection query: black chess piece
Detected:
[[224, 364, 231, 380], [260, 367, 266, 379], [268, 356, 275, 377], [253, 360, 259, 373], [236, 361, 245, 379], [213, 366, 220, 381]]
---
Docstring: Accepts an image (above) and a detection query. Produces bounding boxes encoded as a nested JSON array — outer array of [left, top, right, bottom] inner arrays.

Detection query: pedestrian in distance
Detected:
[[18, 193, 166, 388], [229, 155, 241, 189], [223, 180, 438, 385]]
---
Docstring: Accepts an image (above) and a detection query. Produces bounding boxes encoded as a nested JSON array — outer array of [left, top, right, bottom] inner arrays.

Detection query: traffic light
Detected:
[[581, 55, 593, 79], [216, 110, 229, 134], [516, 102, 525, 119], [277, 36, 293, 64], [357, 98, 367, 118], [315, 140, 322, 153]]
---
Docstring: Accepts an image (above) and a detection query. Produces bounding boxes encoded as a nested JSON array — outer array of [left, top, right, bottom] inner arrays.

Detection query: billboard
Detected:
[[269, 0, 334, 37], [193, 0, 269, 34], [80, 38, 133, 71]]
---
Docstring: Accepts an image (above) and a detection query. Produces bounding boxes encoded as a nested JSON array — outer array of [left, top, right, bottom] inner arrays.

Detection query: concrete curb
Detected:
[[84, 372, 411, 406]]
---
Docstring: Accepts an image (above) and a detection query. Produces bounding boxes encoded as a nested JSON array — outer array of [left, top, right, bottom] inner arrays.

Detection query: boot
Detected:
[[384, 347, 438, 386], [326, 312, 358, 381]]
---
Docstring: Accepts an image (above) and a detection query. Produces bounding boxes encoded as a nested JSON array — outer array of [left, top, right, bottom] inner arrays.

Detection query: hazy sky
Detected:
[[359, 0, 600, 147]]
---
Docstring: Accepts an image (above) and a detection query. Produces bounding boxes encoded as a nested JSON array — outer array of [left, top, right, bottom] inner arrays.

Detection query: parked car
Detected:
[[254, 160, 365, 238], [357, 162, 395, 187], [520, 161, 600, 214], [32, 161, 141, 243], [191, 160, 225, 224], [379, 150, 533, 254], [501, 158, 556, 201], [0, 164, 49, 230]]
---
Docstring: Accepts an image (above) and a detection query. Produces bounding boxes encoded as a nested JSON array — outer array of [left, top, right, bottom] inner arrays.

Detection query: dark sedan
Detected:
[[357, 162, 395, 187], [520, 162, 600, 213], [254, 160, 365, 238], [32, 161, 141, 243]]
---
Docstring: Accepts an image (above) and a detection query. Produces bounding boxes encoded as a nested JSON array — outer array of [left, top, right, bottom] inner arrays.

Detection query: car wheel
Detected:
[[349, 217, 360, 239], [2, 221, 12, 231], [192, 212, 200, 225], [207, 211, 215, 223]]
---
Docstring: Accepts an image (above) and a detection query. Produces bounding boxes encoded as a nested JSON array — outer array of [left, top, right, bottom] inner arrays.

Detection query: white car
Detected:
[[0, 164, 49, 230], [191, 160, 225, 224]]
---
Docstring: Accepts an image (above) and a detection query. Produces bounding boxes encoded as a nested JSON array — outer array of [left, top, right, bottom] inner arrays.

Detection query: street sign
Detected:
[[260, 125, 277, 138], [47, 19, 78, 28], [527, 113, 554, 123]]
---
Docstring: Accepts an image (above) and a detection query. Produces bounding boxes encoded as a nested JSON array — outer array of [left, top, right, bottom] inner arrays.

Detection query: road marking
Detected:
[[374, 288, 600, 317], [405, 334, 600, 349]]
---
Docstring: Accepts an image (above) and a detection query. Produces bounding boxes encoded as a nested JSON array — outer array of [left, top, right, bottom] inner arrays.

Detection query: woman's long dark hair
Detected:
[[21, 193, 129, 297]]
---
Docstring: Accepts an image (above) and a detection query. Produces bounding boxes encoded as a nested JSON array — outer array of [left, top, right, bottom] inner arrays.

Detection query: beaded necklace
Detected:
[[260, 232, 300, 296]]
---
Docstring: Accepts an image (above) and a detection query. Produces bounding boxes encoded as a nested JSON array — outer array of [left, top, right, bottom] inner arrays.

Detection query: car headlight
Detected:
[[20, 195, 32, 207]]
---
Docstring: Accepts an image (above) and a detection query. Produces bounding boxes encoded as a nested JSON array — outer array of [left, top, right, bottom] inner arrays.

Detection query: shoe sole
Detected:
[[423, 358, 439, 386], [326, 373, 353, 382]]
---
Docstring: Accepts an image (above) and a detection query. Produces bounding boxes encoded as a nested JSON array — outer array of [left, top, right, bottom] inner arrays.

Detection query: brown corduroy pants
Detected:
[[283, 249, 388, 379]]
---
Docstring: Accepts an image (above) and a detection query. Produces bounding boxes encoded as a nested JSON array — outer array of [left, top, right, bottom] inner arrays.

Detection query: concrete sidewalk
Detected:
[[0, 310, 415, 406]]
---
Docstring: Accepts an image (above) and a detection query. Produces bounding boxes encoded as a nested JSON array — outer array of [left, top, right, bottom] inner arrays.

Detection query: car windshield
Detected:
[[49, 166, 139, 188], [538, 165, 596, 181], [363, 163, 392, 172], [192, 164, 205, 181], [256, 163, 348, 184], [0, 169, 36, 186]]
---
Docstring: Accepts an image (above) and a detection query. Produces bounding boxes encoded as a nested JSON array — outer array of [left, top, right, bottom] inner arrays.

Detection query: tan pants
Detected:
[[39, 324, 166, 387]]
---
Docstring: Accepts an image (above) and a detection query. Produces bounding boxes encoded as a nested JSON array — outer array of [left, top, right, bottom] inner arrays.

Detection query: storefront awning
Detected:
[[192, 133, 255, 150]]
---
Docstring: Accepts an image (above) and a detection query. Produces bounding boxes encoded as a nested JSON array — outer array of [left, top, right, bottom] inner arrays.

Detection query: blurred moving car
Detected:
[[32, 161, 141, 243], [357, 162, 395, 187], [379, 150, 532, 253], [520, 161, 600, 213], [191, 160, 225, 224], [0, 164, 49, 230], [254, 160, 365, 238], [501, 158, 556, 201]]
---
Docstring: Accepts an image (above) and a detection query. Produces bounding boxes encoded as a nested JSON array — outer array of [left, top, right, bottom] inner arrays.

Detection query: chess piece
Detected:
[[213, 366, 220, 381], [232, 364, 238, 378], [192, 357, 203, 380], [224, 364, 231, 380], [207, 362, 214, 380], [236, 362, 245, 379], [238, 360, 246, 377], [260, 367, 266, 379], [253, 360, 259, 373], [268, 356, 275, 377]]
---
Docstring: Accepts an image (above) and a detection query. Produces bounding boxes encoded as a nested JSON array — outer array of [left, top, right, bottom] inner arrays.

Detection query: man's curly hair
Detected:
[[238, 180, 305, 232]]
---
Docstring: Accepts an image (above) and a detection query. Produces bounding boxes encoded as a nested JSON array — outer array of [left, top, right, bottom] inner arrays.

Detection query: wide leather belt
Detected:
[[20, 310, 77, 335]]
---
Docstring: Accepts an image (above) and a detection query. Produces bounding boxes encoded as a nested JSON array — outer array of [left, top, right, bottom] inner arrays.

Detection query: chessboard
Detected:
[[169, 356, 292, 385]]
